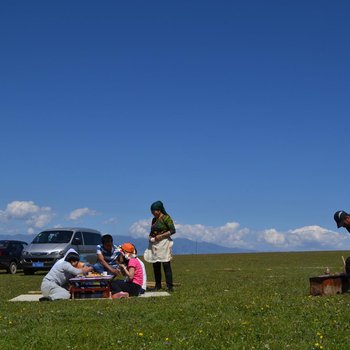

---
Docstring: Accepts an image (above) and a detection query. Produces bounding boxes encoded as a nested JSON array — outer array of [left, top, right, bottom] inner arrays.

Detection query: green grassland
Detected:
[[1, 251, 350, 350]]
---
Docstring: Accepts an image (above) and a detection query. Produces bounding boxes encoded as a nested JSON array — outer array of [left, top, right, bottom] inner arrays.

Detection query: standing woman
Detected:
[[144, 201, 176, 292]]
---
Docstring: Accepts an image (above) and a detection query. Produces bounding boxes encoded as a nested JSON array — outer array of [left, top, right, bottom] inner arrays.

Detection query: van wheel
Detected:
[[7, 262, 17, 274], [23, 269, 34, 275]]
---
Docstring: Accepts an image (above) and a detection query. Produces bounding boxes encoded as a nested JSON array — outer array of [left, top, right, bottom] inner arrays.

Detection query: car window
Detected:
[[82, 232, 101, 245], [13, 243, 23, 254], [32, 231, 73, 244], [0, 241, 9, 249], [73, 232, 83, 244]]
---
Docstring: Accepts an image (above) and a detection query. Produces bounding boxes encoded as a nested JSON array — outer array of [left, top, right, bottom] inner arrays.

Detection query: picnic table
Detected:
[[69, 275, 114, 299]]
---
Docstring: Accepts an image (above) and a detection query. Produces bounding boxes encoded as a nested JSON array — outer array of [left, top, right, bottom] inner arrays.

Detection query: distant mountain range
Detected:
[[0, 233, 253, 255]]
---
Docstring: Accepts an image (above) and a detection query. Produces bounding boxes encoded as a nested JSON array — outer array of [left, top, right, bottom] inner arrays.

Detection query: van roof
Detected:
[[40, 227, 101, 234]]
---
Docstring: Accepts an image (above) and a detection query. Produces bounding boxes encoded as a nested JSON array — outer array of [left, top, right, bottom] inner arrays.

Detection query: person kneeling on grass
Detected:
[[40, 249, 92, 301], [111, 243, 146, 299]]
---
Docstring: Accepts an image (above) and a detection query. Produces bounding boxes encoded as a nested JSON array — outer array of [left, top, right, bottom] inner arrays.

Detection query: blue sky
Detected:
[[1, 1, 350, 251]]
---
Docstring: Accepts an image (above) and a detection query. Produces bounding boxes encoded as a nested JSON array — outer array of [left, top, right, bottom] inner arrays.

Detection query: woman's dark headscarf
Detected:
[[150, 201, 168, 215]]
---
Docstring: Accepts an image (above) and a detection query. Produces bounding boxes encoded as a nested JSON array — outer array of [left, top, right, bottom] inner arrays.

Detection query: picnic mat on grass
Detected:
[[9, 291, 170, 302]]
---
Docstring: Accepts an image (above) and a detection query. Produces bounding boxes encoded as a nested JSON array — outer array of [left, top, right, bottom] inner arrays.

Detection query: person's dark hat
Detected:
[[334, 210, 349, 228], [102, 234, 113, 244], [65, 252, 80, 262]]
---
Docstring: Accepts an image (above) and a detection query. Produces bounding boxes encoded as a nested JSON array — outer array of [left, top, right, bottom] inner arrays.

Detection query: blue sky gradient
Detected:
[[1, 1, 350, 251]]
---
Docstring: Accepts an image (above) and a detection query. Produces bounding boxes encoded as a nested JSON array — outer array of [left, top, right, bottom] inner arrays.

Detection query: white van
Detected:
[[21, 227, 102, 275]]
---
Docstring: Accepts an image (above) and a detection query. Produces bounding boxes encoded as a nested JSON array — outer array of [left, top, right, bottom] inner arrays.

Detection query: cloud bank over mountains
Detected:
[[0, 200, 347, 251], [258, 226, 347, 251], [129, 220, 251, 249], [129, 219, 348, 251]]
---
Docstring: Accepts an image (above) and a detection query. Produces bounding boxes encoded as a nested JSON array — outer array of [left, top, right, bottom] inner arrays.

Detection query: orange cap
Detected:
[[121, 243, 135, 253]]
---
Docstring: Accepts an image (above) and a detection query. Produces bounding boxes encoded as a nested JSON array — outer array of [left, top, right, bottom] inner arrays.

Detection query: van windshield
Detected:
[[32, 231, 73, 244]]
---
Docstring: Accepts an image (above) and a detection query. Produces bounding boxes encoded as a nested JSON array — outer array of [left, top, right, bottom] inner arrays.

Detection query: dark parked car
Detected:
[[0, 240, 28, 274]]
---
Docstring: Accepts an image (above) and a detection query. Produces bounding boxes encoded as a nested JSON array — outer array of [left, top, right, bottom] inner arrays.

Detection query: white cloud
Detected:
[[26, 212, 53, 229], [0, 200, 54, 234], [68, 208, 97, 220], [175, 221, 249, 248], [129, 219, 150, 237], [260, 229, 286, 246], [103, 217, 118, 225], [2, 201, 40, 219]]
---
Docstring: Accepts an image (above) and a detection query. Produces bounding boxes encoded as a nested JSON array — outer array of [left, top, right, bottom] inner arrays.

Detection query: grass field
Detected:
[[1, 251, 350, 349]]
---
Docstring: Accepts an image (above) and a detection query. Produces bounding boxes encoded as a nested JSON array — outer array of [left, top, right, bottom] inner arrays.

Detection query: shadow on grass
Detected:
[[21, 271, 47, 277], [0, 269, 46, 276]]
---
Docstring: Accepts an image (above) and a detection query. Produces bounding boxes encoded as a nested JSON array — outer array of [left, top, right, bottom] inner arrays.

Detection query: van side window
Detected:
[[73, 232, 83, 245], [83, 232, 101, 245]]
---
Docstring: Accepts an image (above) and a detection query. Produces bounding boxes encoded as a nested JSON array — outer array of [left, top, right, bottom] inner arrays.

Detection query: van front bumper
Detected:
[[21, 257, 59, 271]]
